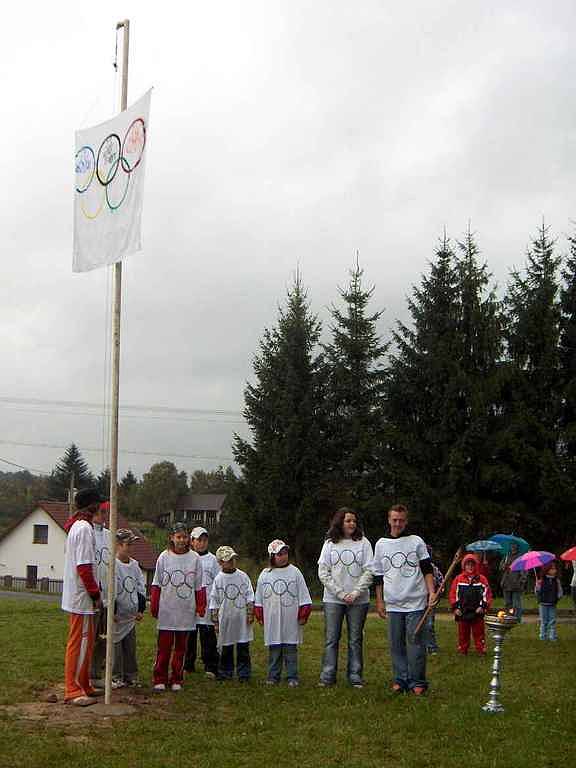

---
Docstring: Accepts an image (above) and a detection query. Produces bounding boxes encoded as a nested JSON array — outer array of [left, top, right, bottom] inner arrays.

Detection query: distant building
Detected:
[[0, 501, 158, 592], [158, 493, 226, 530]]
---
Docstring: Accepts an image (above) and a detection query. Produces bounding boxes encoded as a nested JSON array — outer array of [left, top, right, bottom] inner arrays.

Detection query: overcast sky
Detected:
[[1, 1, 575, 480]]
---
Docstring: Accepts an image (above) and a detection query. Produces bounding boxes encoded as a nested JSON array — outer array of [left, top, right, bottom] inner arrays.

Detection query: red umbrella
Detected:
[[560, 546, 576, 561]]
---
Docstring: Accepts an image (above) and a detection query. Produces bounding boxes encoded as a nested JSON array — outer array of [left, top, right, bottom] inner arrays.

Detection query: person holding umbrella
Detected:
[[535, 561, 563, 641], [500, 543, 527, 622]]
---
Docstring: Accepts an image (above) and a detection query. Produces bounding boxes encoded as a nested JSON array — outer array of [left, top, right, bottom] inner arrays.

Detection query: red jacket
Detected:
[[449, 554, 492, 622]]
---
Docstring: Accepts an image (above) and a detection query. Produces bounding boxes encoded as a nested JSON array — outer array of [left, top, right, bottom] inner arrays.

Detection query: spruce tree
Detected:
[[233, 274, 325, 562], [49, 443, 94, 499], [322, 259, 387, 527], [497, 222, 563, 541]]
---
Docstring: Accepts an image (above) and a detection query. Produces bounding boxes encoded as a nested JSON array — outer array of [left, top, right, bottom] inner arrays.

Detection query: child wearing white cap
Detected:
[[185, 527, 220, 677], [209, 546, 254, 681], [254, 540, 312, 687]]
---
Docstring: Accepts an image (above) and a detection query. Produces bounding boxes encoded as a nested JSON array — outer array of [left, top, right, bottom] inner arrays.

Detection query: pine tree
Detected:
[[322, 259, 387, 527], [120, 470, 138, 489], [496, 222, 563, 540], [233, 274, 325, 562], [383, 234, 461, 540], [96, 468, 111, 498], [49, 443, 94, 499]]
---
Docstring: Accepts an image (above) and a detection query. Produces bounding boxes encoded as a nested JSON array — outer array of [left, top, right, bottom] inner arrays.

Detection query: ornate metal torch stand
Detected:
[[482, 614, 518, 714]]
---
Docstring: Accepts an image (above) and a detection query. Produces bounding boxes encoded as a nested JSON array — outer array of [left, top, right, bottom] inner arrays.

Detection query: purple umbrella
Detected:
[[510, 550, 555, 571]]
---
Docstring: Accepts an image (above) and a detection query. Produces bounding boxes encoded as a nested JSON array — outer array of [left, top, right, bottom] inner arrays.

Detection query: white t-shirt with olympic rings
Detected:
[[318, 537, 374, 605], [209, 569, 255, 647], [94, 524, 112, 605], [372, 534, 429, 612], [113, 556, 146, 642], [195, 551, 220, 627], [255, 564, 312, 646], [152, 549, 203, 631]]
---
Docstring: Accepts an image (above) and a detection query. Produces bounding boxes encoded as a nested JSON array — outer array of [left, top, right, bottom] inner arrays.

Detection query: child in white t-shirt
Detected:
[[90, 503, 112, 687], [255, 540, 312, 687], [112, 528, 146, 688], [185, 526, 220, 678], [209, 546, 254, 681], [150, 523, 206, 692]]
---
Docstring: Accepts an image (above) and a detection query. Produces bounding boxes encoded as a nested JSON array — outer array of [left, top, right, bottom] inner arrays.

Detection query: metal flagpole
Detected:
[[104, 18, 130, 707]]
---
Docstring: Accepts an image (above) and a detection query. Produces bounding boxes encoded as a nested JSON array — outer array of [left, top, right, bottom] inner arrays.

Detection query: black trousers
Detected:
[[218, 642, 251, 680], [185, 625, 219, 674]]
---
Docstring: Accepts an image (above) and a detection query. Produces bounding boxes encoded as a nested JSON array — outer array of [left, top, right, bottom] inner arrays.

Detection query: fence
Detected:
[[1, 575, 63, 594]]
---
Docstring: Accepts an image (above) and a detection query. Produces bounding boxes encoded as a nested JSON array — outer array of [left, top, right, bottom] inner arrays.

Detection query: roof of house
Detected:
[[0, 501, 158, 571], [174, 493, 226, 512]]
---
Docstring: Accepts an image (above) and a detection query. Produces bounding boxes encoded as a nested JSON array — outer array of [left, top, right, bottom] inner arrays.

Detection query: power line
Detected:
[[0, 405, 245, 426], [0, 396, 244, 418], [0, 440, 233, 463], [0, 455, 49, 475]]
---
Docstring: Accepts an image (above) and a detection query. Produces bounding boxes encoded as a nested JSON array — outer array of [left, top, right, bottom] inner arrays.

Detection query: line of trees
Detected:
[[226, 223, 576, 564]]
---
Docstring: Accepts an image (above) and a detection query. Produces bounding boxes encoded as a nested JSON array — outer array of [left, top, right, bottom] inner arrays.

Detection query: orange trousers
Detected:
[[64, 613, 96, 701]]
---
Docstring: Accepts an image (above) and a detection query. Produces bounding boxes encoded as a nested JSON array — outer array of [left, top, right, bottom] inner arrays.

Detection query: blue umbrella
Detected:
[[466, 540, 503, 553], [489, 534, 530, 557]]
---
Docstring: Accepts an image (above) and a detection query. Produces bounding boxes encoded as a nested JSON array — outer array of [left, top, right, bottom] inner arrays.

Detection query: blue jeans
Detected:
[[320, 602, 369, 685], [539, 605, 557, 640], [218, 642, 251, 680], [268, 644, 298, 682], [388, 610, 427, 691], [422, 609, 438, 652], [503, 590, 524, 623]]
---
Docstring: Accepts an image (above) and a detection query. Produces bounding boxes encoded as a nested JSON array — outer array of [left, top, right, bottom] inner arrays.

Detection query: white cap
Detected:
[[190, 526, 208, 539], [268, 539, 289, 555]]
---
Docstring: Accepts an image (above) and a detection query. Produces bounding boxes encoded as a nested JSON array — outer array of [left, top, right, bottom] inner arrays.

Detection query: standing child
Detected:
[[150, 523, 206, 692], [185, 526, 220, 678], [535, 561, 563, 641], [209, 546, 254, 682], [255, 540, 312, 687], [112, 529, 146, 688], [449, 554, 492, 655], [90, 502, 112, 688]]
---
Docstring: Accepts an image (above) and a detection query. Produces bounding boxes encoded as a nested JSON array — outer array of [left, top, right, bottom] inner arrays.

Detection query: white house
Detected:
[[0, 501, 158, 591], [0, 502, 69, 586]]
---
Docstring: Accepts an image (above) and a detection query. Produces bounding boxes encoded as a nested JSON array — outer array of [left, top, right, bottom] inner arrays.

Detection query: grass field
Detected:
[[0, 598, 574, 768]]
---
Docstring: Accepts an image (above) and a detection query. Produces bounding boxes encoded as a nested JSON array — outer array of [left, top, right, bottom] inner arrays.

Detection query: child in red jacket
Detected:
[[449, 554, 493, 655]]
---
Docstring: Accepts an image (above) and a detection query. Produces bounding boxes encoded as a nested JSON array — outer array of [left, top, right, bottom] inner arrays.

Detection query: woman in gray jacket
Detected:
[[317, 508, 373, 688]]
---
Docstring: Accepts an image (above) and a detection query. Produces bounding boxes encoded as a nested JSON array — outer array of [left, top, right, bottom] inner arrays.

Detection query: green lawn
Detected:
[[1, 598, 575, 768]]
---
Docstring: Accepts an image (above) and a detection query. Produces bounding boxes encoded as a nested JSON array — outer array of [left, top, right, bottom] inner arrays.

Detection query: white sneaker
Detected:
[[153, 683, 166, 692], [171, 683, 182, 692], [111, 680, 125, 689], [287, 680, 299, 688]]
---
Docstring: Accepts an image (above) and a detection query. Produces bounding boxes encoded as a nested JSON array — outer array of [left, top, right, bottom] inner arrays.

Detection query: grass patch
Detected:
[[1, 598, 575, 768]]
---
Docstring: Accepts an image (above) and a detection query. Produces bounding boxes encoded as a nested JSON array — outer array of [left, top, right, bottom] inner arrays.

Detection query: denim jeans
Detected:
[[422, 609, 438, 652], [503, 590, 524, 623], [268, 644, 298, 682], [387, 610, 427, 691], [320, 602, 369, 685], [218, 642, 251, 680], [539, 604, 557, 640]]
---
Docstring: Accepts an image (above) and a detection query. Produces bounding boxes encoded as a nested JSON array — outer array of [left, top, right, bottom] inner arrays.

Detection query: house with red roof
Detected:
[[0, 500, 158, 592]]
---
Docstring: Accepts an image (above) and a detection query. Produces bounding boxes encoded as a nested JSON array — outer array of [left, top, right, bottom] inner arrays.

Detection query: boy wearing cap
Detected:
[[185, 527, 220, 677], [255, 540, 312, 687], [61, 488, 103, 706], [209, 546, 254, 682], [112, 529, 147, 688]]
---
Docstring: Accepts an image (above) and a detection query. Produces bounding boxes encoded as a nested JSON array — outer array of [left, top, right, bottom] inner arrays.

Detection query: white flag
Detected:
[[73, 89, 152, 273]]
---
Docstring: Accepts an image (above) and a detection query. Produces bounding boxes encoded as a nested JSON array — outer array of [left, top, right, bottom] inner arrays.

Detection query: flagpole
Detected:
[[104, 17, 129, 708]]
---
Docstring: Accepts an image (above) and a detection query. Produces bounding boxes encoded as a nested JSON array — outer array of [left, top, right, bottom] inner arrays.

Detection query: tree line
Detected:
[[226, 223, 576, 566]]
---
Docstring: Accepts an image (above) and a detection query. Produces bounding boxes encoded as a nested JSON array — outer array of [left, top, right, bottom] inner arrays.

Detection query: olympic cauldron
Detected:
[[482, 610, 518, 714]]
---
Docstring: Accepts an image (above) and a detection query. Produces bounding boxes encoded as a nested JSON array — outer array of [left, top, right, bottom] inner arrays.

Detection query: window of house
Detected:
[[33, 524, 48, 544]]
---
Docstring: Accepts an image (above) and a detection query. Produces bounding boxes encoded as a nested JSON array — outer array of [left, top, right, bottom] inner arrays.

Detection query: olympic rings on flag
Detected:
[[75, 117, 146, 218]]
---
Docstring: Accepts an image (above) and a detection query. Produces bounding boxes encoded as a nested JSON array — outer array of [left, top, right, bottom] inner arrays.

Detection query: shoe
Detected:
[[70, 696, 97, 707], [351, 682, 364, 689], [153, 684, 166, 692], [126, 680, 142, 688], [412, 686, 426, 696], [171, 684, 182, 692], [287, 680, 299, 688], [87, 688, 105, 697], [391, 683, 404, 694], [265, 679, 279, 686], [205, 671, 216, 680], [317, 681, 333, 688], [91, 678, 105, 689], [111, 680, 125, 689]]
